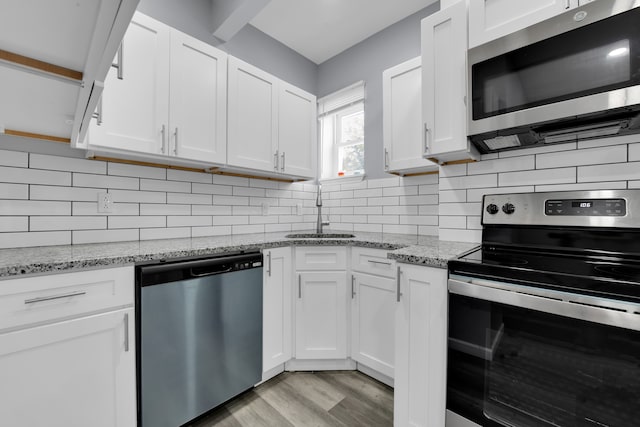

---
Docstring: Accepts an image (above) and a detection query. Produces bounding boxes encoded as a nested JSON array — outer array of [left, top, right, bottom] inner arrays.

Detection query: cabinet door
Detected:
[[394, 264, 448, 427], [278, 81, 317, 179], [295, 271, 348, 359], [0, 308, 136, 427], [422, 1, 469, 161], [263, 247, 293, 373], [227, 57, 279, 173], [351, 272, 395, 378], [382, 57, 437, 174], [169, 31, 227, 164], [468, 0, 570, 48], [89, 13, 170, 155]]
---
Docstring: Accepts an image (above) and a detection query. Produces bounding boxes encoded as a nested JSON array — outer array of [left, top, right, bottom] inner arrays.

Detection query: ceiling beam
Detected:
[[211, 0, 271, 42]]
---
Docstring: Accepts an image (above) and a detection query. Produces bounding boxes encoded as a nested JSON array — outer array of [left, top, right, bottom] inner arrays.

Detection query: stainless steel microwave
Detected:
[[467, 0, 640, 154]]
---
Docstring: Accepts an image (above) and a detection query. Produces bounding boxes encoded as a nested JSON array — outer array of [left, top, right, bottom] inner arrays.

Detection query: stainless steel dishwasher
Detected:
[[135, 252, 263, 427]]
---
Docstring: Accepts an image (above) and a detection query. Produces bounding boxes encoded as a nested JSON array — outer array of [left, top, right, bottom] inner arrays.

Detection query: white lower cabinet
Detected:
[[262, 247, 293, 378], [394, 263, 448, 427], [0, 267, 136, 427], [294, 246, 348, 360], [350, 271, 395, 378]]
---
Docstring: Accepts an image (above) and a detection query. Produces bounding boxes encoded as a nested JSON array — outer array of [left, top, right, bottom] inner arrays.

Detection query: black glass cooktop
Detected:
[[449, 246, 640, 304]]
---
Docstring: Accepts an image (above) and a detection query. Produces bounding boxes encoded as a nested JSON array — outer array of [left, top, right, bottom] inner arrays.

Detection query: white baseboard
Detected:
[[285, 358, 357, 371], [259, 364, 285, 385], [356, 362, 394, 388]]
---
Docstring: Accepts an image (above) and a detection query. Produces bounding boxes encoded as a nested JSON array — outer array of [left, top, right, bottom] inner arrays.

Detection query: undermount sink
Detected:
[[285, 233, 356, 239]]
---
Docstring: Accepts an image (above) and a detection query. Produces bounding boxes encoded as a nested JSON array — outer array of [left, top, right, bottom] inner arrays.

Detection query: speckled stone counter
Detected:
[[0, 230, 478, 278]]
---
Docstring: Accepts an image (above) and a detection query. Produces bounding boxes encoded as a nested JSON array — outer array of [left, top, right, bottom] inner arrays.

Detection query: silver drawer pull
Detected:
[[368, 259, 392, 266], [25, 290, 86, 305], [124, 313, 130, 352]]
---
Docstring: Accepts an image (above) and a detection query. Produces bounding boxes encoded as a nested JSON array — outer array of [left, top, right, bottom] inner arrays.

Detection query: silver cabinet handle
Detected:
[[384, 148, 389, 170], [351, 275, 356, 299], [161, 124, 166, 153], [423, 123, 430, 154], [274, 150, 279, 171], [267, 251, 272, 277], [111, 41, 124, 80], [396, 266, 402, 302], [25, 290, 86, 305], [298, 274, 302, 299], [566, 0, 571, 8], [368, 259, 392, 266], [281, 152, 285, 172], [173, 127, 179, 156], [124, 313, 130, 352], [92, 95, 103, 126]]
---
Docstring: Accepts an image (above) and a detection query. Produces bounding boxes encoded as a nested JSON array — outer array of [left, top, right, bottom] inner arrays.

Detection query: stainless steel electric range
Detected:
[[447, 190, 640, 427]]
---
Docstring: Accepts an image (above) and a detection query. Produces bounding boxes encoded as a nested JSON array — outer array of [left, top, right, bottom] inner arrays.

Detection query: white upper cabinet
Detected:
[[227, 57, 279, 173], [0, 0, 138, 146], [422, 1, 479, 164], [227, 56, 317, 180], [468, 0, 576, 48], [87, 12, 228, 165], [278, 81, 317, 178], [382, 56, 438, 175]]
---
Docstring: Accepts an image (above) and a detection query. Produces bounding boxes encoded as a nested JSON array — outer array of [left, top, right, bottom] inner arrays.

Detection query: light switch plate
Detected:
[[97, 192, 113, 213]]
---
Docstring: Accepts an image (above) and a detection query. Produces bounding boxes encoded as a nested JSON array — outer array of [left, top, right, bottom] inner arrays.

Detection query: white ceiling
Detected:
[[250, 0, 438, 65]]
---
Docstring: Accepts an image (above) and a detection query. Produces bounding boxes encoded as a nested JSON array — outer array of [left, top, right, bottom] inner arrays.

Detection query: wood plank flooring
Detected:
[[187, 371, 394, 427]]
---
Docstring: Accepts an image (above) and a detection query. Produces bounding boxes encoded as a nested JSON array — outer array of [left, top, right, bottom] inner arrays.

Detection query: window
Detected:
[[318, 82, 365, 180]]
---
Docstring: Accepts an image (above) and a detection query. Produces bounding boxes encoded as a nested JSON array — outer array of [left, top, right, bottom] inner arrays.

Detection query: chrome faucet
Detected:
[[316, 184, 329, 234]]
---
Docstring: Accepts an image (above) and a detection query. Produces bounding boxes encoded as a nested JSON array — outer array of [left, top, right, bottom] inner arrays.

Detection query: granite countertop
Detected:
[[0, 230, 478, 278]]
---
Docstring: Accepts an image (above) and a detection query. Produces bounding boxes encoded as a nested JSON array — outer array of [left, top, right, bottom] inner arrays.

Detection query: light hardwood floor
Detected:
[[187, 371, 394, 427]]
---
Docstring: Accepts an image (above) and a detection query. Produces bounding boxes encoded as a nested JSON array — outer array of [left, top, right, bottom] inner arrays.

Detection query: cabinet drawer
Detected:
[[295, 247, 347, 271], [0, 266, 134, 332], [351, 247, 395, 278]]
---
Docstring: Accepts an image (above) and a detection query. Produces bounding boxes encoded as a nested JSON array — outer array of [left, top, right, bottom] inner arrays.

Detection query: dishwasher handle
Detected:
[[138, 252, 263, 286]]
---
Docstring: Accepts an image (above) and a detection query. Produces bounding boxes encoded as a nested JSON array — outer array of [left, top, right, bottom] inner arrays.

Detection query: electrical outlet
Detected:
[[296, 203, 303, 216], [262, 203, 269, 215], [97, 192, 113, 213]]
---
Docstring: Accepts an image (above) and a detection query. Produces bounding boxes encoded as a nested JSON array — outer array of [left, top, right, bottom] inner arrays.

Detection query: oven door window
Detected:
[[471, 7, 640, 120], [448, 294, 640, 427]]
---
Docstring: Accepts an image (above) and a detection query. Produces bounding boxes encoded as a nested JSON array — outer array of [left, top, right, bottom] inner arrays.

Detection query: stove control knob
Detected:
[[486, 204, 499, 214], [502, 203, 516, 215]]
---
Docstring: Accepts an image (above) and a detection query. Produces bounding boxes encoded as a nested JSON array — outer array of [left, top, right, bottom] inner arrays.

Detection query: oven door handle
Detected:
[[448, 278, 640, 331]]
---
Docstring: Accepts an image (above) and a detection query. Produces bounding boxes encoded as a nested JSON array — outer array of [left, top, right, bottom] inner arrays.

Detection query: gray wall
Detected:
[[137, 0, 318, 94], [317, 2, 440, 179]]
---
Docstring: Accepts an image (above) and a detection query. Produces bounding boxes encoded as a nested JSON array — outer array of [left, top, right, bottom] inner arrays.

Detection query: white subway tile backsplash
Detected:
[[340, 198, 368, 207], [109, 216, 166, 229], [265, 223, 292, 233], [383, 224, 416, 234], [499, 142, 576, 158], [354, 223, 383, 233], [0, 217, 28, 232], [0, 183, 28, 199], [439, 202, 482, 217], [31, 154, 105, 174], [30, 185, 101, 202], [72, 229, 138, 245], [0, 200, 70, 216], [74, 173, 138, 190], [0, 149, 28, 167], [419, 205, 439, 215], [141, 178, 190, 193], [232, 206, 262, 215], [167, 169, 212, 184], [466, 186, 533, 202], [401, 174, 438, 185], [536, 145, 627, 169], [212, 195, 249, 206], [211, 175, 249, 187], [266, 189, 292, 198], [0, 231, 70, 248], [233, 186, 266, 197], [108, 189, 166, 204], [368, 215, 399, 224], [249, 178, 280, 189], [467, 216, 482, 230], [578, 162, 640, 182], [232, 224, 265, 234], [367, 177, 400, 188], [467, 155, 534, 175], [439, 216, 466, 229], [418, 225, 438, 236], [383, 186, 417, 197], [354, 188, 383, 198], [108, 162, 166, 179], [213, 216, 249, 225], [140, 204, 190, 216], [192, 205, 232, 215], [439, 164, 467, 177], [400, 215, 437, 226], [192, 225, 232, 237], [578, 134, 639, 149], [367, 197, 400, 206], [630, 143, 640, 161], [439, 190, 466, 203], [341, 215, 368, 224], [140, 227, 190, 241], [418, 184, 439, 195], [439, 228, 481, 243], [249, 215, 279, 224], [192, 183, 233, 195], [73, 202, 139, 216], [440, 174, 497, 191], [0, 166, 71, 186], [167, 192, 212, 205], [400, 195, 438, 205], [30, 216, 106, 231], [354, 206, 383, 215], [535, 182, 627, 192], [383, 205, 418, 215], [167, 216, 212, 227], [498, 168, 575, 186], [329, 190, 354, 200]]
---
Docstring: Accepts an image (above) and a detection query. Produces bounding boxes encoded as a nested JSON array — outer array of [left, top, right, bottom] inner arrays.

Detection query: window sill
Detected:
[[319, 175, 366, 185]]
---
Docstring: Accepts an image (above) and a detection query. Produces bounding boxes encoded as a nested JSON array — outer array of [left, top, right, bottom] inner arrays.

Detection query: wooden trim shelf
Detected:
[[4, 129, 71, 144], [389, 170, 439, 177], [0, 49, 83, 81]]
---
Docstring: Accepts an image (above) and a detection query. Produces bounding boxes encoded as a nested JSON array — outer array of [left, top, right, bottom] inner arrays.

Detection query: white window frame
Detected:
[[318, 81, 366, 181]]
